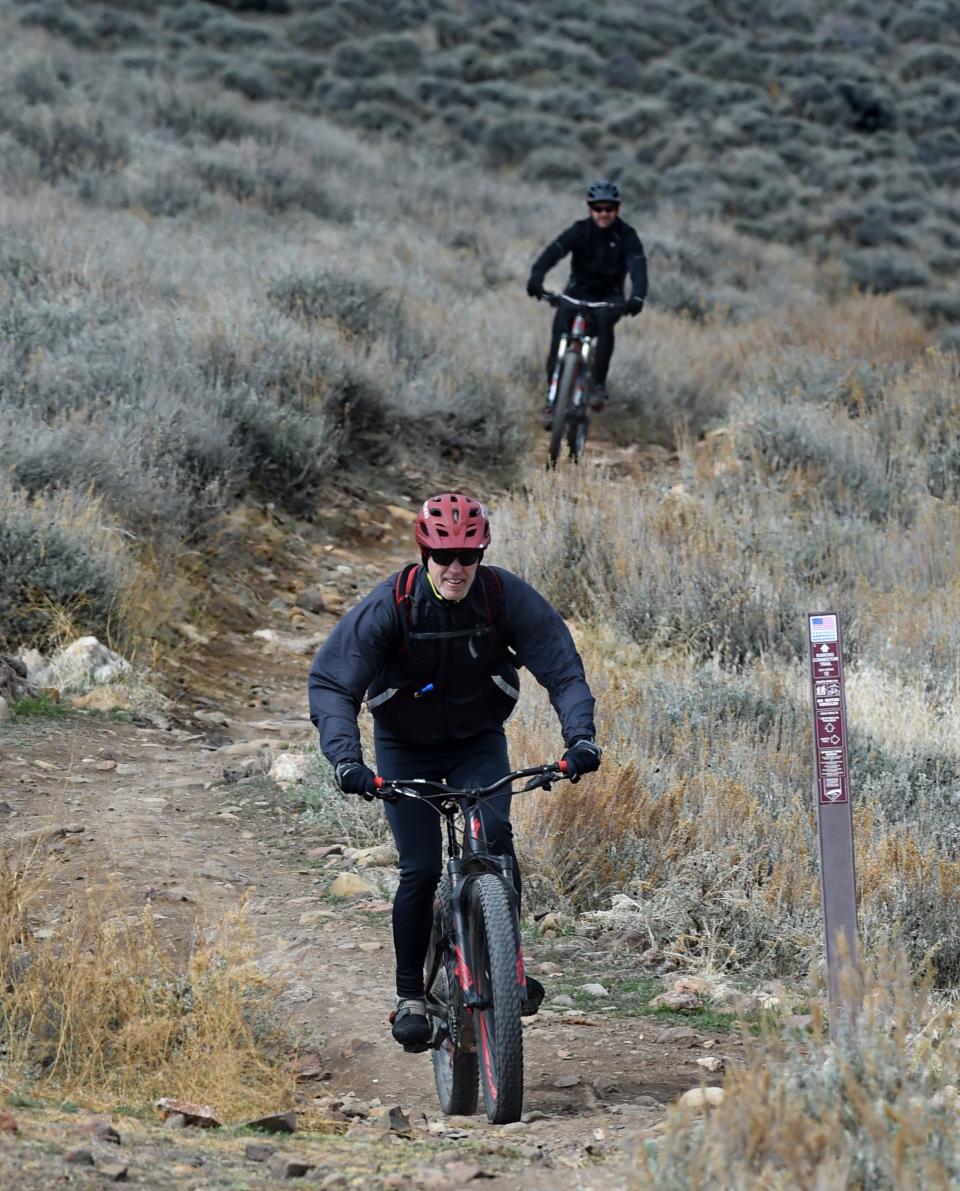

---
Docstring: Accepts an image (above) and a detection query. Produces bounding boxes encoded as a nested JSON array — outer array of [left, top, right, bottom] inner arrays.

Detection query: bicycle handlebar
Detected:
[[373, 761, 569, 804], [541, 290, 624, 312]]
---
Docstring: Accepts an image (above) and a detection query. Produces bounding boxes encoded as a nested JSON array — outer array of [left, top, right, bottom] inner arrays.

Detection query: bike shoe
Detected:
[[589, 384, 609, 412], [390, 998, 431, 1050], [521, 976, 545, 1017]]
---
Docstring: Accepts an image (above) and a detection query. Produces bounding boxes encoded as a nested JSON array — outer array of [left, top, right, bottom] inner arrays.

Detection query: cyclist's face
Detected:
[[589, 202, 619, 228], [427, 554, 479, 602]]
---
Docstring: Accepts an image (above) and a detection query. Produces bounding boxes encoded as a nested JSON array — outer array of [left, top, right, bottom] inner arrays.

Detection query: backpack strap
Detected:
[[479, 566, 514, 653], [395, 563, 419, 623]]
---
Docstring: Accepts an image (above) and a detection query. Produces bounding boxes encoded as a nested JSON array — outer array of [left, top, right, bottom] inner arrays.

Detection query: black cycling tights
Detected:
[[376, 727, 518, 1000]]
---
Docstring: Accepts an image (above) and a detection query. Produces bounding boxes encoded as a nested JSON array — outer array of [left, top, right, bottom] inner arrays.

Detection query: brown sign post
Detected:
[[806, 612, 861, 1014]]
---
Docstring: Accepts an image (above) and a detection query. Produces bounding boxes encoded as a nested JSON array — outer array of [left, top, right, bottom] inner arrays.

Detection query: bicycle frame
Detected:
[[375, 765, 567, 1026], [544, 292, 621, 413]]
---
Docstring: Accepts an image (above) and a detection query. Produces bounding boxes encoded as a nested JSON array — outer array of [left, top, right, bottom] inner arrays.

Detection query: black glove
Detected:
[[562, 738, 602, 782], [335, 761, 378, 801], [624, 296, 644, 317], [526, 276, 544, 299]]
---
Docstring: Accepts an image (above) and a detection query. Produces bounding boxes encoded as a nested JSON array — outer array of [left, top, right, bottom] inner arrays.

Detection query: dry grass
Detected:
[[0, 853, 295, 1119], [636, 954, 960, 1188]]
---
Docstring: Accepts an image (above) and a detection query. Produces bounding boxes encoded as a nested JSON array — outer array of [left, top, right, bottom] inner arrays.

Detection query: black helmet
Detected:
[[586, 179, 621, 205]]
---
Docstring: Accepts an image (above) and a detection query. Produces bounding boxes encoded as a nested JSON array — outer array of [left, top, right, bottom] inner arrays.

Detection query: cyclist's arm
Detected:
[[307, 578, 400, 767], [624, 229, 648, 301], [529, 223, 580, 287], [493, 568, 596, 744]]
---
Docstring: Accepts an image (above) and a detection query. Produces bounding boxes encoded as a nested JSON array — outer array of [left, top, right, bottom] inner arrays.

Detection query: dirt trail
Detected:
[[0, 449, 731, 1187]]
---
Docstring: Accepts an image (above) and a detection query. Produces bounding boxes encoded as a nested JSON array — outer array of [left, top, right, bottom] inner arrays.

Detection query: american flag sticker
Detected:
[[809, 613, 838, 643]]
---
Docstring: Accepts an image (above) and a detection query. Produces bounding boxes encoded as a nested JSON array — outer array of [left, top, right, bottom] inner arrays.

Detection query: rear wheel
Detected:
[[428, 878, 478, 1116], [470, 874, 524, 1124], [549, 351, 579, 467]]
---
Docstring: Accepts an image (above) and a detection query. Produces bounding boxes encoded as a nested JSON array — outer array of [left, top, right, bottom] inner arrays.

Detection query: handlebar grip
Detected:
[[374, 775, 384, 788], [558, 759, 568, 773]]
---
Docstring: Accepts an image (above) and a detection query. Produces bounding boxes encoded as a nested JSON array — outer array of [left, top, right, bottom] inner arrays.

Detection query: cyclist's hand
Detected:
[[562, 738, 602, 782], [624, 296, 644, 317], [335, 761, 378, 801], [526, 276, 545, 300]]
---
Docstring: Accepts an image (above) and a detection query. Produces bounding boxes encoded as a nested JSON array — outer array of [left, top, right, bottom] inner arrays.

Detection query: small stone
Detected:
[[245, 1142, 276, 1162], [579, 983, 609, 998], [696, 1056, 725, 1073], [154, 1097, 221, 1128], [242, 1110, 296, 1133], [295, 586, 325, 614], [269, 1155, 316, 1179], [100, 1161, 129, 1181], [678, 1086, 725, 1110], [521, 1110, 550, 1123], [91, 1122, 122, 1145], [655, 1026, 698, 1045], [65, 1148, 95, 1166], [649, 991, 702, 1012], [370, 1105, 412, 1133], [0, 1111, 18, 1134], [328, 873, 375, 899], [444, 1162, 483, 1180], [553, 1073, 581, 1088], [550, 994, 575, 1007], [292, 1050, 326, 1080]]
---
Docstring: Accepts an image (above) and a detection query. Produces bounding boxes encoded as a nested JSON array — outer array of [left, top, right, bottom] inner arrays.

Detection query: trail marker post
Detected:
[[806, 611, 861, 1015]]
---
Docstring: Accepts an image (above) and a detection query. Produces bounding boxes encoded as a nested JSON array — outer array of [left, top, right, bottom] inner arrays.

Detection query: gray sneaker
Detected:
[[391, 997, 430, 1050]]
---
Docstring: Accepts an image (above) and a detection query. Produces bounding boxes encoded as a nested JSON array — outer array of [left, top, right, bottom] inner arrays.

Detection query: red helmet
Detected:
[[415, 493, 491, 553]]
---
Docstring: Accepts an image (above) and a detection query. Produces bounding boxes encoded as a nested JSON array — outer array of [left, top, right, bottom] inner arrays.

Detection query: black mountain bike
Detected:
[[542, 291, 623, 467], [374, 762, 571, 1125]]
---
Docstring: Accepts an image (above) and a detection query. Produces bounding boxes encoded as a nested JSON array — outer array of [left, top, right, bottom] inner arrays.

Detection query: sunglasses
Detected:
[[590, 204, 619, 214], [429, 548, 483, 567]]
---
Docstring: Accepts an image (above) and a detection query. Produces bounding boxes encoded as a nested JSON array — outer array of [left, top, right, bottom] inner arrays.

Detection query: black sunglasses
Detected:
[[429, 548, 483, 566], [590, 204, 618, 214]]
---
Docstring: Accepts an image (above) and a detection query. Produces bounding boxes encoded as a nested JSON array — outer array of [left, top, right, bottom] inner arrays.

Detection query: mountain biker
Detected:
[[308, 493, 601, 1049], [526, 179, 647, 416]]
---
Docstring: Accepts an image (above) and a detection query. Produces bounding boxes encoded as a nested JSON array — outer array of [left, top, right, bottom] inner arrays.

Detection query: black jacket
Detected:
[[308, 565, 596, 765], [529, 216, 647, 301]]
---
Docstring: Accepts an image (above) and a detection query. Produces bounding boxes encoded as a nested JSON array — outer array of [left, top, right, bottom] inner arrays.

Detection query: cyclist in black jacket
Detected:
[[308, 493, 601, 1048], [527, 179, 647, 413]]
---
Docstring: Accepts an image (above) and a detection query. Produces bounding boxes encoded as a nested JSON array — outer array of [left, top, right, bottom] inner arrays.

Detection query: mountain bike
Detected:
[[374, 762, 571, 1125], [542, 291, 624, 467]]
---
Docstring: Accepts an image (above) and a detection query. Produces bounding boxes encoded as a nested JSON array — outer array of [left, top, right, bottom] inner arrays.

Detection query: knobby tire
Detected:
[[549, 350, 580, 467], [470, 873, 524, 1124], [429, 877, 479, 1116]]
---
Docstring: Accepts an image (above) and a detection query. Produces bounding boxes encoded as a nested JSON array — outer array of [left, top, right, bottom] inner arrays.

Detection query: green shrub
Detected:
[[18, 2, 94, 48], [367, 33, 423, 73], [0, 100, 128, 182], [221, 63, 282, 102], [845, 247, 933, 293], [0, 480, 133, 648]]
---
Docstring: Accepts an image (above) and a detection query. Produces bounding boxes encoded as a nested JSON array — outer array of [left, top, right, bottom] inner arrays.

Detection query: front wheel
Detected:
[[549, 350, 580, 467], [428, 878, 478, 1116], [470, 873, 524, 1124]]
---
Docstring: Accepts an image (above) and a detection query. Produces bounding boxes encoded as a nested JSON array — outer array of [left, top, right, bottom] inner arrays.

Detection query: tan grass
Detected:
[[0, 854, 295, 1119], [634, 954, 960, 1188]]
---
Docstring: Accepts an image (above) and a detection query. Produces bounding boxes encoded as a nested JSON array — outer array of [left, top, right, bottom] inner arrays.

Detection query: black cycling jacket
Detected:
[[529, 216, 648, 301], [308, 565, 596, 766]]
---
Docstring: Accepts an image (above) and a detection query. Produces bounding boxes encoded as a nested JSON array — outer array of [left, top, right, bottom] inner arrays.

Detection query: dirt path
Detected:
[[1, 453, 732, 1187]]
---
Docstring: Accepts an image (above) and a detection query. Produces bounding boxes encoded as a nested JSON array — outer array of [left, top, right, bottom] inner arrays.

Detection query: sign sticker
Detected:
[[809, 614, 838, 644]]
